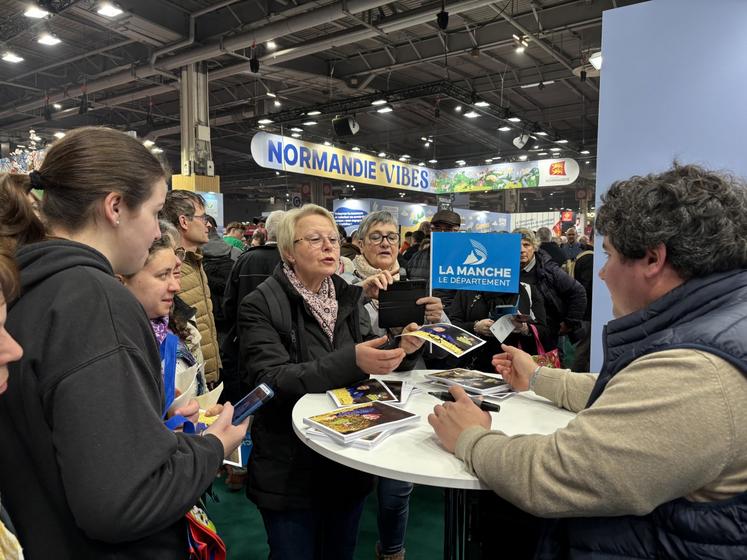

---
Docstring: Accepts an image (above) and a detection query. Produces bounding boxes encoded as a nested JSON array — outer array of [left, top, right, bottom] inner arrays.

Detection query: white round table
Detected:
[[292, 370, 575, 559]]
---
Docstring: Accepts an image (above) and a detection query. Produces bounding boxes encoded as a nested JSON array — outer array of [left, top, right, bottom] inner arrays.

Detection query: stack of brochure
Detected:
[[326, 378, 417, 408], [425, 368, 511, 396], [303, 401, 419, 447]]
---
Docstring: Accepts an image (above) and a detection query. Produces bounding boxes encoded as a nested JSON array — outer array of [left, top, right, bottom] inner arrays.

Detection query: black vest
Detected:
[[538, 270, 747, 560]]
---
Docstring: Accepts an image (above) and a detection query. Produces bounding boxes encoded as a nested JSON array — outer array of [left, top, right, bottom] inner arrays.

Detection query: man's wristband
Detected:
[[528, 365, 542, 391]]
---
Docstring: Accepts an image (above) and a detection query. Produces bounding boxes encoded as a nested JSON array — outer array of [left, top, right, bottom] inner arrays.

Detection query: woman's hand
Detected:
[[399, 322, 425, 354], [204, 404, 223, 417], [491, 344, 537, 391], [473, 318, 494, 337], [511, 317, 529, 335], [355, 336, 406, 375], [416, 296, 444, 324], [204, 403, 251, 459], [360, 270, 394, 300]]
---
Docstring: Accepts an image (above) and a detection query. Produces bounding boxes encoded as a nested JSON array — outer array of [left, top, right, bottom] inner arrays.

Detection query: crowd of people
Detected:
[[0, 125, 745, 560]]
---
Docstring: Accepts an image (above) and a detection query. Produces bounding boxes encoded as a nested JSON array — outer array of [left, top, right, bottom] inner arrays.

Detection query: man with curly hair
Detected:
[[430, 163, 747, 559]]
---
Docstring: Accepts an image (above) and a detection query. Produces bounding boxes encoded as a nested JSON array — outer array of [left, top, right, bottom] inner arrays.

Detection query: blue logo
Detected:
[[431, 233, 521, 293]]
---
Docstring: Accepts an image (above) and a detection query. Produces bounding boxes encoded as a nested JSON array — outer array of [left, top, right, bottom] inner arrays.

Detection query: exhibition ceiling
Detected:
[[0, 0, 645, 208]]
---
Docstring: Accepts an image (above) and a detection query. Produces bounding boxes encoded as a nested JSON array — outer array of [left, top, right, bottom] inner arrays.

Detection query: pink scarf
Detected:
[[283, 264, 338, 343]]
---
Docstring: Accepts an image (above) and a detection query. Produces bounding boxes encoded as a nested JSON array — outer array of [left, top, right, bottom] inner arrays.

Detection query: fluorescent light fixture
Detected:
[[398, 157, 407, 162], [302, 120, 317, 126], [258, 124, 265, 129], [377, 152, 386, 157], [143, 140, 155, 148], [401, 154, 410, 159], [516, 46, 525, 54], [54, 131, 66, 139], [323, 141, 332, 146], [307, 110, 321, 116], [267, 40, 277, 50], [555, 139, 568, 144], [151, 147, 163, 154], [376, 106, 393, 113], [38, 33, 61, 45], [52, 102, 62, 109], [352, 146, 360, 151], [424, 142, 430, 147], [535, 131, 548, 136], [273, 100, 281, 107], [258, 118, 273, 124], [371, 99, 387, 106], [24, 6, 49, 18], [485, 159, 493, 163], [290, 127, 302, 132], [518, 155, 528, 161], [508, 116, 521, 123], [464, 111, 480, 118], [456, 160, 466, 166], [417, 162, 425, 167], [266, 92, 277, 98], [498, 126, 511, 132], [2, 52, 24, 63], [420, 137, 427, 141], [580, 149, 590, 155], [428, 159, 438, 163], [291, 133, 301, 138], [585, 160, 591, 164], [454, 105, 462, 112], [97, 3, 123, 17], [474, 101, 489, 107], [589, 51, 603, 71], [550, 147, 561, 152]]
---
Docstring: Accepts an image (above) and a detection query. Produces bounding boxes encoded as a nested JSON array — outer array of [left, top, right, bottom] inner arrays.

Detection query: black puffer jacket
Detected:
[[238, 266, 418, 511], [521, 250, 586, 348]]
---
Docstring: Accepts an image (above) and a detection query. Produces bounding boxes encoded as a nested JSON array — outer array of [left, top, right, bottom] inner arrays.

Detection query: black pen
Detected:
[[429, 391, 501, 413]]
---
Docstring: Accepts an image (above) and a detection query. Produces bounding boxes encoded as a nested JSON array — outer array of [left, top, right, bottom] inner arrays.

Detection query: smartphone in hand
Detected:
[[231, 383, 274, 425]]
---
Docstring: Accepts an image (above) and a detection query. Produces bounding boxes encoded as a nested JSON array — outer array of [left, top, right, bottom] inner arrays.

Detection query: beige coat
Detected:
[[178, 250, 221, 384]]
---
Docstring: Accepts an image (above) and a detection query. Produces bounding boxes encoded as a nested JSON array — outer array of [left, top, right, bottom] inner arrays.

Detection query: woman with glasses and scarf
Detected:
[[238, 205, 425, 560], [343, 210, 447, 559]]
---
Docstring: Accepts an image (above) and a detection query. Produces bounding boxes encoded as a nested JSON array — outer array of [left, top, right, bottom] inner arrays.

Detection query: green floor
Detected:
[[207, 476, 444, 559]]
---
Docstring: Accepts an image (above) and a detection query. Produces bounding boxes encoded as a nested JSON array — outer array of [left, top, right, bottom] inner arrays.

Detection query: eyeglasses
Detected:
[[174, 247, 186, 261], [366, 232, 400, 245], [189, 214, 210, 224], [293, 234, 340, 249], [431, 222, 459, 232]]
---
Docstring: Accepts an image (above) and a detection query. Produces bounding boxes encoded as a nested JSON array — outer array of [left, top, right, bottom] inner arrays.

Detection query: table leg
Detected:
[[443, 489, 481, 560]]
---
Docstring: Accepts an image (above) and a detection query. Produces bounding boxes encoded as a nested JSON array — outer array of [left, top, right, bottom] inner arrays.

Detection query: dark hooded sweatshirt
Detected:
[[0, 240, 224, 560]]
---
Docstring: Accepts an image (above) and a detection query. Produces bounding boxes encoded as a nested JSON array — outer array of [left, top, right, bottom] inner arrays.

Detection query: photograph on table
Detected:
[[426, 368, 510, 395], [327, 379, 397, 407]]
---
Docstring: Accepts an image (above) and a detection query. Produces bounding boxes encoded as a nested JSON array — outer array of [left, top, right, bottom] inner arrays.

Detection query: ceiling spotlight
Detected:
[[417, 162, 425, 167], [52, 102, 62, 110], [258, 118, 273, 124], [535, 131, 548, 136], [398, 156, 407, 162], [258, 124, 265, 129], [2, 52, 24, 63], [371, 99, 388, 106], [324, 141, 332, 146], [555, 139, 568, 144], [454, 105, 462, 112], [474, 100, 489, 107], [290, 127, 302, 132], [508, 116, 521, 123], [580, 149, 590, 155], [513, 34, 528, 53], [267, 40, 277, 50], [498, 126, 511, 132], [376, 106, 393, 113], [53, 131, 65, 139], [424, 142, 430, 147], [464, 111, 480, 118], [428, 159, 438, 163], [518, 154, 528, 161], [274, 100, 281, 107], [151, 147, 163, 154], [456, 160, 466, 166], [266, 92, 277, 98], [512, 133, 536, 150], [550, 147, 561, 152], [401, 154, 410, 159], [586, 160, 591, 164], [302, 120, 317, 126], [485, 159, 493, 163], [291, 133, 301, 138], [24, 5, 49, 18], [97, 2, 123, 17], [538, 152, 548, 156], [307, 110, 321, 116], [378, 152, 386, 157], [589, 51, 603, 71], [143, 140, 155, 148], [38, 32, 62, 46], [352, 146, 361, 151]]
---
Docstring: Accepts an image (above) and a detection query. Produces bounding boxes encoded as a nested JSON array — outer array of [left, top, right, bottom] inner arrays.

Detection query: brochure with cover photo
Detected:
[[327, 379, 397, 407], [303, 401, 419, 444], [425, 368, 510, 395], [399, 323, 486, 357], [305, 427, 394, 449]]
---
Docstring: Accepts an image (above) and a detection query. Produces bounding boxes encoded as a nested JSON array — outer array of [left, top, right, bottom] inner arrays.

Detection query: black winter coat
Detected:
[[521, 251, 586, 348], [447, 284, 551, 372], [238, 267, 418, 511]]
